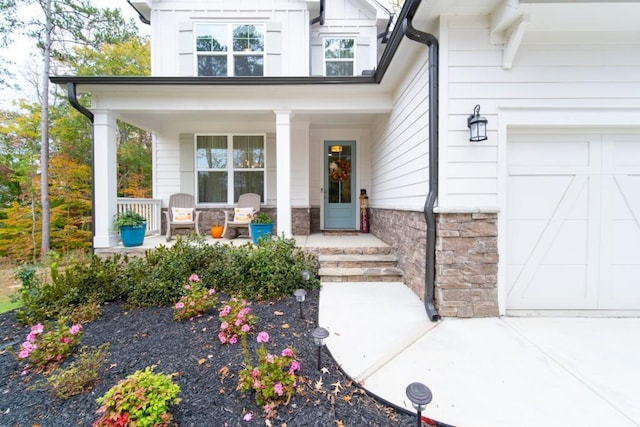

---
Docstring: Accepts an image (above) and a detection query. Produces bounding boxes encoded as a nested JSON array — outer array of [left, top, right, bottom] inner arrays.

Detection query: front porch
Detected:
[[95, 232, 390, 257]]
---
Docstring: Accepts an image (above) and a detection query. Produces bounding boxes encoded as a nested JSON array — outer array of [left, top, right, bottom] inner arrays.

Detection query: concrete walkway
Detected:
[[319, 282, 640, 427]]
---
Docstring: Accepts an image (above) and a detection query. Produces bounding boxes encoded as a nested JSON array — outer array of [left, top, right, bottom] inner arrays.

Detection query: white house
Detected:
[[52, 0, 640, 318]]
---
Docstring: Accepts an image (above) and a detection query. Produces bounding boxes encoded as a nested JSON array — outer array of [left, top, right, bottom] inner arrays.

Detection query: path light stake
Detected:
[[311, 327, 329, 370], [294, 288, 307, 319], [406, 382, 433, 427]]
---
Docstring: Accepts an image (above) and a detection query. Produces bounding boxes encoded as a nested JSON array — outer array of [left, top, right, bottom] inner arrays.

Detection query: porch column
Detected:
[[93, 110, 119, 248], [275, 110, 292, 237]]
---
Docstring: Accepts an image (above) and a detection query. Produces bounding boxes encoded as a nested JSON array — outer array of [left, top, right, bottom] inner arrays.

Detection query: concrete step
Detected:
[[318, 254, 399, 269], [319, 266, 404, 282], [304, 246, 393, 256]]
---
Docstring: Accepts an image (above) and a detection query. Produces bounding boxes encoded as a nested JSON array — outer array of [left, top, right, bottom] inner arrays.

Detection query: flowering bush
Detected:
[[173, 274, 217, 321], [93, 366, 180, 427], [17, 318, 83, 372], [238, 331, 299, 411], [217, 298, 256, 344]]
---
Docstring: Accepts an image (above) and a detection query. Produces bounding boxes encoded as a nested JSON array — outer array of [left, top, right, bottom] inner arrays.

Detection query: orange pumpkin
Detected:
[[210, 225, 224, 238]]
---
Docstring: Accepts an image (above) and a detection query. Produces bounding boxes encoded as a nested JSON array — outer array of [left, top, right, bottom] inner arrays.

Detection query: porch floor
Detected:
[[94, 232, 390, 257]]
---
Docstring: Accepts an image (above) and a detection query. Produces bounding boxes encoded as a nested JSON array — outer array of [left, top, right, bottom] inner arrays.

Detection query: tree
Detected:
[[0, 0, 138, 258]]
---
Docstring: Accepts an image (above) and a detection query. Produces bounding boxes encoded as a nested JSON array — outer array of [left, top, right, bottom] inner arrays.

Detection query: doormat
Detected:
[[323, 230, 359, 236]]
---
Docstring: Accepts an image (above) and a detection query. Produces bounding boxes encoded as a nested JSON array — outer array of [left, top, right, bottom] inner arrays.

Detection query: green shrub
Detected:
[[14, 255, 128, 324], [14, 235, 320, 322], [93, 366, 181, 427], [47, 343, 110, 399]]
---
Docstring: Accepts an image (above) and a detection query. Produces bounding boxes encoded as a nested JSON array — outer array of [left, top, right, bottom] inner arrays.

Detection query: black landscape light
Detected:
[[294, 288, 307, 319], [311, 327, 329, 370], [406, 382, 433, 427]]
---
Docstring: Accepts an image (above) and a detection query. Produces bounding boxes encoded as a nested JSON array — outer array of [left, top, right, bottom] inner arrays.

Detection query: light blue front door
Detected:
[[324, 141, 356, 229]]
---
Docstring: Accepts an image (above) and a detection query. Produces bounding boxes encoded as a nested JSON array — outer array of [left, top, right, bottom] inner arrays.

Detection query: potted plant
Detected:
[[114, 210, 147, 247], [249, 212, 273, 244]]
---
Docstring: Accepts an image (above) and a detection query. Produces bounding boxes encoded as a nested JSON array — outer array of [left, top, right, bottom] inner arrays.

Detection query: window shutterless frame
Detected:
[[194, 133, 266, 205], [323, 37, 356, 77]]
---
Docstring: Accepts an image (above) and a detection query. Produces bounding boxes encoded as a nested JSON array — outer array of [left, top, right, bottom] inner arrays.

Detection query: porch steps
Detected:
[[316, 252, 404, 283]]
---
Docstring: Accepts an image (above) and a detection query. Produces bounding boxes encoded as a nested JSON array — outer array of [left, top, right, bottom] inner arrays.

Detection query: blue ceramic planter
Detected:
[[119, 224, 146, 247], [250, 223, 273, 244]]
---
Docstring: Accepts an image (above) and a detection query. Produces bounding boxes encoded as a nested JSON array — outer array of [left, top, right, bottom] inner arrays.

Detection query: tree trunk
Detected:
[[40, 0, 52, 259]]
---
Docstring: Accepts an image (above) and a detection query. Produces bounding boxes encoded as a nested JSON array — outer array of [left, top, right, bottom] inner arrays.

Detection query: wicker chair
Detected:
[[164, 193, 201, 241], [222, 193, 261, 239]]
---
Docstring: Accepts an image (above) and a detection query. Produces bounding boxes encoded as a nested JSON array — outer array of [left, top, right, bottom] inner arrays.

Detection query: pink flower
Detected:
[[175, 302, 185, 309], [229, 336, 238, 344], [263, 404, 274, 414], [220, 321, 228, 330], [289, 360, 300, 374], [56, 354, 62, 361], [18, 350, 30, 359], [31, 324, 44, 334], [243, 412, 253, 422], [273, 383, 284, 396], [220, 305, 231, 317], [208, 288, 215, 295], [189, 274, 200, 282], [256, 331, 269, 343], [234, 319, 243, 326], [241, 324, 250, 333], [266, 354, 274, 363], [251, 368, 260, 379], [282, 348, 293, 357], [189, 301, 195, 306], [69, 324, 82, 335], [218, 332, 227, 343], [63, 337, 70, 344], [26, 332, 38, 342], [184, 284, 191, 290], [253, 379, 262, 389]]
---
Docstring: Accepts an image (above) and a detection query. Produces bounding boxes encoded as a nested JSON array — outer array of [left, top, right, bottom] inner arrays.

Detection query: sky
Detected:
[[0, 0, 149, 109]]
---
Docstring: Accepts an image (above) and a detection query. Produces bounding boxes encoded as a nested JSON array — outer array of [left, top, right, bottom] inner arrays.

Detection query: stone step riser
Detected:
[[321, 275, 404, 282]]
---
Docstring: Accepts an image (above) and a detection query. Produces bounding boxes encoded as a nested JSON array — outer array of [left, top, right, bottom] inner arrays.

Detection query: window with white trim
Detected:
[[196, 24, 265, 76], [324, 38, 355, 76], [196, 135, 265, 204]]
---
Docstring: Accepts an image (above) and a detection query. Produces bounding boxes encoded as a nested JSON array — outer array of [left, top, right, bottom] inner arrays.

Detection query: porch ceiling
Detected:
[[82, 82, 394, 132]]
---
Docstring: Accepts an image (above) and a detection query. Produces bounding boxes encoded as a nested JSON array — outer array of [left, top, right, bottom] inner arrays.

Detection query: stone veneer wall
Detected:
[[292, 208, 310, 235], [435, 210, 499, 317], [369, 208, 426, 297]]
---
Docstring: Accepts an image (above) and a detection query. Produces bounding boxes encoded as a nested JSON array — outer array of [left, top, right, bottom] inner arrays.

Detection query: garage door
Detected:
[[507, 133, 640, 311]]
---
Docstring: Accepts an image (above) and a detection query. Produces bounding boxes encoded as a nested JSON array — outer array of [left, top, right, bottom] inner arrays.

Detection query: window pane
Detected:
[[234, 171, 264, 202], [233, 135, 264, 168], [233, 25, 264, 52], [326, 61, 353, 76], [234, 55, 264, 76], [198, 171, 227, 203], [198, 55, 227, 76], [327, 145, 352, 204], [324, 38, 354, 59], [196, 24, 227, 52], [197, 136, 227, 169]]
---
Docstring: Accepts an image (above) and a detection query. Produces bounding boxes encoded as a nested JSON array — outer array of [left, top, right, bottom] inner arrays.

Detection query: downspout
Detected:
[[309, 0, 325, 75], [66, 82, 95, 255], [402, 0, 439, 321]]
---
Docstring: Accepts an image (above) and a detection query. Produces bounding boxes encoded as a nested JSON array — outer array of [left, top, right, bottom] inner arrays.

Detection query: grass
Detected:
[[0, 264, 21, 314]]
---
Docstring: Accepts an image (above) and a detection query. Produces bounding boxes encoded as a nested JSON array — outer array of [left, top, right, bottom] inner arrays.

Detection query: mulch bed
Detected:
[[0, 290, 429, 426]]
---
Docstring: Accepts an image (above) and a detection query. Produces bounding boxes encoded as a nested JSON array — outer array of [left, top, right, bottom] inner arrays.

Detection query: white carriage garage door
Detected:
[[507, 132, 640, 311]]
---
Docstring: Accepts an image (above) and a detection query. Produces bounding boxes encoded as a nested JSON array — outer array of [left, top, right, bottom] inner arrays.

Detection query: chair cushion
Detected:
[[172, 207, 194, 222], [233, 207, 254, 223]]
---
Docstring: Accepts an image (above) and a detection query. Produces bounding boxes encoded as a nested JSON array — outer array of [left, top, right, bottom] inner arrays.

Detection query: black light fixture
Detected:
[[467, 104, 488, 142], [406, 382, 433, 427], [311, 327, 329, 370], [294, 288, 307, 319]]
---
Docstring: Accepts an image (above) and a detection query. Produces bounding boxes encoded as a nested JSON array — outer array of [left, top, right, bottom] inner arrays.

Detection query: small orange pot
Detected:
[[210, 225, 224, 238]]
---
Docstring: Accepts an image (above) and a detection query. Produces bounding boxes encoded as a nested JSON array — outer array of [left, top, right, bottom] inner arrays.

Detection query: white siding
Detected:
[[149, 1, 314, 77], [439, 15, 640, 209], [370, 50, 430, 211]]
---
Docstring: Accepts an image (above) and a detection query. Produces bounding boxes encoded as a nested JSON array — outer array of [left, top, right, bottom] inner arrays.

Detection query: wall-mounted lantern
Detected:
[[467, 104, 488, 142]]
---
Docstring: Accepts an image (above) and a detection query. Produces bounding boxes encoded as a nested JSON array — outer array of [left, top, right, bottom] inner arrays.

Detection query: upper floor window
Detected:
[[196, 134, 265, 204], [196, 24, 265, 77], [324, 38, 355, 76]]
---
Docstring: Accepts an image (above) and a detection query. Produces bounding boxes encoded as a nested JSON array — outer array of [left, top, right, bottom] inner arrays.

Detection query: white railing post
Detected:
[[116, 198, 162, 235]]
